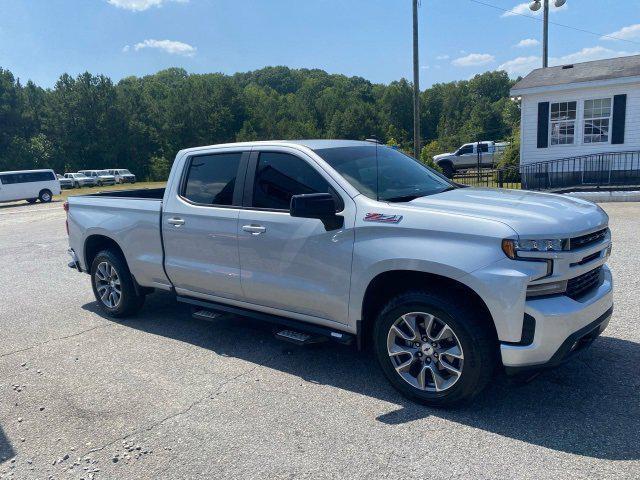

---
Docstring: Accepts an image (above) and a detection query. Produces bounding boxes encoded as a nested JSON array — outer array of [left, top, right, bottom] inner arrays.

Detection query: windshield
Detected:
[[313, 145, 454, 202], [98, 170, 111, 175], [120, 169, 131, 174]]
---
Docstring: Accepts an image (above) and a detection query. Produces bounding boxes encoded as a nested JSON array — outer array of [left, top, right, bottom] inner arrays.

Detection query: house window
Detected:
[[550, 101, 576, 145], [583, 98, 612, 143]]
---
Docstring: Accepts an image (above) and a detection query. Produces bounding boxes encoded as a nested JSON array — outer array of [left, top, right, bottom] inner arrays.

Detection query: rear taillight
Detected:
[[63, 201, 69, 235]]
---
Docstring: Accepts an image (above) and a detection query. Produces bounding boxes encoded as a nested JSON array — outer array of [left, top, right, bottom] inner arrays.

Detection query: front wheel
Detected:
[[90, 250, 145, 318], [373, 291, 495, 406], [440, 163, 455, 179], [38, 189, 52, 203]]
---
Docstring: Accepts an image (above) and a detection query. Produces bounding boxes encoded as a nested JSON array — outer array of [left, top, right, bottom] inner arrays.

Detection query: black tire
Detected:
[[90, 249, 145, 318], [97, 181, 103, 187], [373, 290, 495, 407], [26, 198, 37, 204], [38, 189, 52, 203], [440, 162, 455, 179], [74, 182, 80, 189]]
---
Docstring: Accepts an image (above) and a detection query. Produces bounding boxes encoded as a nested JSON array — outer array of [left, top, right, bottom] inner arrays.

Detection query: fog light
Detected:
[[526, 280, 567, 298]]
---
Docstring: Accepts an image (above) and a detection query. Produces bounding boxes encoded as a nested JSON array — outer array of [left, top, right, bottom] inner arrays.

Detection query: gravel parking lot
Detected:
[[0, 199, 638, 479]]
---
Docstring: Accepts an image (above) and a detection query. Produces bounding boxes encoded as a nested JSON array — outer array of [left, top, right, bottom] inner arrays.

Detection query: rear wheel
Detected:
[[373, 290, 495, 406], [90, 250, 145, 318], [38, 189, 52, 203]]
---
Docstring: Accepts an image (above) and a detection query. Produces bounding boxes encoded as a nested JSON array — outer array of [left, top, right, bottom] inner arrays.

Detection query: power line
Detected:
[[468, 0, 640, 46]]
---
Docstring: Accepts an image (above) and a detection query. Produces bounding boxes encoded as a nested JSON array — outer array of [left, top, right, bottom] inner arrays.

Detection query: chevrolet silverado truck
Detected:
[[434, 141, 508, 178], [65, 140, 613, 406]]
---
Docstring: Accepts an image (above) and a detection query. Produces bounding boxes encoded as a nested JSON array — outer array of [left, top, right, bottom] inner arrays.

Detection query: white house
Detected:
[[511, 55, 640, 189]]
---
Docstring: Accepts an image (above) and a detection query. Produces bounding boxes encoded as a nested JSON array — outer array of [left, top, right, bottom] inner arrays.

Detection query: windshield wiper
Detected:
[[384, 193, 428, 202], [384, 186, 457, 203]]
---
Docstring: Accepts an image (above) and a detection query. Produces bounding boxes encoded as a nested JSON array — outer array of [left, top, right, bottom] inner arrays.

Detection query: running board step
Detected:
[[177, 295, 355, 346], [192, 309, 224, 321], [274, 329, 328, 346]]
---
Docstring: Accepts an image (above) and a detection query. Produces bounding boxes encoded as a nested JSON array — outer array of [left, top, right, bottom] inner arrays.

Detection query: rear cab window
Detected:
[[181, 152, 243, 206]]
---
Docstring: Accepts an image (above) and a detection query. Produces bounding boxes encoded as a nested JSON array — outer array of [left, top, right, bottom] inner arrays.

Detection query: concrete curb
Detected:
[[564, 191, 640, 203]]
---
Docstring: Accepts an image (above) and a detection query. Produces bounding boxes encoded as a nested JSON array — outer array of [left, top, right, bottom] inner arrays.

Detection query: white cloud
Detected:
[[553, 46, 637, 64], [436, 54, 450, 60], [498, 56, 540, 76], [515, 38, 539, 48], [452, 53, 495, 67], [502, 1, 567, 18], [122, 45, 131, 52], [498, 46, 638, 77], [132, 39, 196, 56], [602, 24, 640, 41], [107, 0, 187, 12]]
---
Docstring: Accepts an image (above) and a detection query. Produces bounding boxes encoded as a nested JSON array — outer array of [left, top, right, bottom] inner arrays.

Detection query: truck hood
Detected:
[[433, 153, 454, 161], [405, 187, 608, 236]]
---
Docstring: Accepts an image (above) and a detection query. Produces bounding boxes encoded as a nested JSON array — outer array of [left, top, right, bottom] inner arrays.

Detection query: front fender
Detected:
[[347, 226, 510, 330]]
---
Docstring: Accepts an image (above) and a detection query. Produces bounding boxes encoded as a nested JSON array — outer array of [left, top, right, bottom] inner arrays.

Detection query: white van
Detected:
[[0, 169, 61, 204]]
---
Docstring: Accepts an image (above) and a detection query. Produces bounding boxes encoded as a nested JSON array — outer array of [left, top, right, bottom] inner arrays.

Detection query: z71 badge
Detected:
[[364, 213, 403, 224]]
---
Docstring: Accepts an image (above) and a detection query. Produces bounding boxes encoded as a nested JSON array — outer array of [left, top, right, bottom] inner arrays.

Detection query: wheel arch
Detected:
[[84, 234, 127, 272], [359, 270, 498, 351]]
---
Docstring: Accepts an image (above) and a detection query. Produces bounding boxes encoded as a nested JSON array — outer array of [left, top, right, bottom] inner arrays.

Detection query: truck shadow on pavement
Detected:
[[0, 425, 15, 465], [84, 292, 640, 461]]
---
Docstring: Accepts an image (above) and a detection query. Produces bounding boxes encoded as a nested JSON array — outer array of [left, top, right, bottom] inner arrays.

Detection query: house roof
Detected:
[[511, 55, 640, 94]]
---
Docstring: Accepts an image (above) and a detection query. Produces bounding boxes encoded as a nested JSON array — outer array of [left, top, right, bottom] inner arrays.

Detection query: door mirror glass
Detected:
[[290, 193, 342, 230]]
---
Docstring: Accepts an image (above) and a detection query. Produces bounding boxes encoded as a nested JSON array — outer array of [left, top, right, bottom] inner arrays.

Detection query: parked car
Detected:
[[434, 141, 508, 178], [0, 169, 60, 203], [64, 173, 97, 188], [65, 140, 613, 406], [57, 174, 74, 189], [107, 169, 137, 184], [78, 170, 116, 186]]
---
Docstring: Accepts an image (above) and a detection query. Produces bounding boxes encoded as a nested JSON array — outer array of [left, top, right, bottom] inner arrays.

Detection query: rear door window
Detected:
[[182, 152, 242, 206]]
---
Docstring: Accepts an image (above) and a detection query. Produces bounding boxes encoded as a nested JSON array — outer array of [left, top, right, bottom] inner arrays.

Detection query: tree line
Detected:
[[0, 66, 520, 180]]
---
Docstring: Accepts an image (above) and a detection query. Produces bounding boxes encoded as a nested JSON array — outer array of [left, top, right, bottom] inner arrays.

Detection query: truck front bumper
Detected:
[[501, 266, 613, 373]]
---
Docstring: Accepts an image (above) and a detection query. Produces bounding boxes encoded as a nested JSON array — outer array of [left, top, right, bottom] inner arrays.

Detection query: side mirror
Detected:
[[290, 193, 343, 231]]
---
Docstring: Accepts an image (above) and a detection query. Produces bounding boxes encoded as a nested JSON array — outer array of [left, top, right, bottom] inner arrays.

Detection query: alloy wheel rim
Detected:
[[94, 261, 122, 309], [387, 311, 464, 392]]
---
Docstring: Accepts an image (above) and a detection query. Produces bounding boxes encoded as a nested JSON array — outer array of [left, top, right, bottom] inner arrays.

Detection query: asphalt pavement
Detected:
[[0, 199, 638, 479]]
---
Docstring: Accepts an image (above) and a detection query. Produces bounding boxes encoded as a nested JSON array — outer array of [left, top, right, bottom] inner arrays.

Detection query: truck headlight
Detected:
[[502, 238, 569, 259]]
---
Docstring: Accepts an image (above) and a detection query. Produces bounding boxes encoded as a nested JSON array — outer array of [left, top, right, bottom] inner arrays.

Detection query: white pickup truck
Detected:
[[434, 141, 508, 178], [66, 140, 613, 406]]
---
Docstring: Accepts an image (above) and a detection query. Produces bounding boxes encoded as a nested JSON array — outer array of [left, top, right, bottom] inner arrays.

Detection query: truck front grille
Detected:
[[570, 228, 608, 250], [566, 266, 603, 300]]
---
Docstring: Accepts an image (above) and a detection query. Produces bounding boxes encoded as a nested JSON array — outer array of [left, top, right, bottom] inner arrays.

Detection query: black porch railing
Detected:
[[453, 151, 640, 192]]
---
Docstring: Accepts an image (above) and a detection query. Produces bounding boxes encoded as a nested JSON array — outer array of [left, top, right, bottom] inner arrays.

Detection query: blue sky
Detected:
[[1, 0, 639, 88]]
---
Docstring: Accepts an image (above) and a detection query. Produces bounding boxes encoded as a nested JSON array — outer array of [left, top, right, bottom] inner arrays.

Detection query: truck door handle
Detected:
[[168, 217, 185, 226], [242, 224, 266, 235]]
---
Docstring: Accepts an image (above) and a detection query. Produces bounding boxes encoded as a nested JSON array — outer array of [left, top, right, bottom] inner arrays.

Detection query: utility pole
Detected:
[[542, 0, 549, 67], [529, 0, 566, 68], [412, 0, 421, 159]]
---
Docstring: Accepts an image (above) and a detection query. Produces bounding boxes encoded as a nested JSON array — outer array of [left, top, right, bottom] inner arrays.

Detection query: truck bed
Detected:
[[86, 187, 165, 200], [66, 188, 171, 290]]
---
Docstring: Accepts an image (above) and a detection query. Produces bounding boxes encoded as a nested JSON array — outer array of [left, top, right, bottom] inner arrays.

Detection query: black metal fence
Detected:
[[453, 151, 640, 192]]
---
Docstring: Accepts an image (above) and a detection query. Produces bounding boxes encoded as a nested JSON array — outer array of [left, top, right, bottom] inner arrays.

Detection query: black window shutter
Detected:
[[537, 102, 549, 148], [611, 94, 627, 145]]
